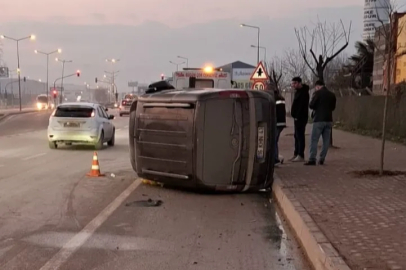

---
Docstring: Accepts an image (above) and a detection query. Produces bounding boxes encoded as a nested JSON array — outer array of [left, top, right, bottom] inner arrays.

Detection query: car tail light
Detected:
[[122, 100, 126, 105], [91, 110, 95, 117], [218, 90, 248, 98], [51, 109, 56, 116]]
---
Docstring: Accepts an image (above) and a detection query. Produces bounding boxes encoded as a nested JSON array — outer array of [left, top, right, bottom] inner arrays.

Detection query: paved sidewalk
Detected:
[[276, 117, 406, 270]]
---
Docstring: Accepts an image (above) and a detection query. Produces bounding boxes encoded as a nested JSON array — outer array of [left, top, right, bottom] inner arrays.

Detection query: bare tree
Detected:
[[265, 56, 285, 92], [295, 18, 352, 83], [372, 0, 405, 175], [282, 48, 311, 83]]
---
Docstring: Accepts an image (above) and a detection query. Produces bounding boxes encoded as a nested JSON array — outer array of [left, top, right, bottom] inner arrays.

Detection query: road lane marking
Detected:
[[22, 153, 46, 161], [39, 179, 141, 270]]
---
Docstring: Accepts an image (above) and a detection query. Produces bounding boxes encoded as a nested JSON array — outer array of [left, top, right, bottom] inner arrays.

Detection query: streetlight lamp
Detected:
[[1, 34, 36, 111], [251, 45, 266, 64], [55, 58, 72, 103], [170, 61, 185, 71], [106, 58, 119, 102], [35, 48, 61, 104], [240, 24, 260, 64], [177, 56, 189, 67]]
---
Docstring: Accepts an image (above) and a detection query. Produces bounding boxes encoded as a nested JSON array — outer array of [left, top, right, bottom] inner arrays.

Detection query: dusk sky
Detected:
[[1, 0, 398, 92], [3, 0, 360, 26]]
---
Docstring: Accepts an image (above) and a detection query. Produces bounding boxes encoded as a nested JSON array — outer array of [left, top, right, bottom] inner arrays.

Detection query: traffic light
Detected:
[[161, 74, 164, 80], [52, 89, 57, 98], [76, 70, 81, 77]]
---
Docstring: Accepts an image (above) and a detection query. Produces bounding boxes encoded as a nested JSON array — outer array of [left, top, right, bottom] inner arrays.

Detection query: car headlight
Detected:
[[36, 103, 42, 109]]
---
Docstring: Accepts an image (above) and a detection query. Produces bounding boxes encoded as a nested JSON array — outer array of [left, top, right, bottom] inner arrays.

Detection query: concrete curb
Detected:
[[272, 176, 351, 270], [0, 110, 37, 122]]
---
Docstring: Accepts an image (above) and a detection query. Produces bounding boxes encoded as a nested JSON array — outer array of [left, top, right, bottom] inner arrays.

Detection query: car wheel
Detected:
[[49, 141, 57, 149], [107, 129, 115, 146], [119, 114, 123, 117], [95, 131, 104, 150]]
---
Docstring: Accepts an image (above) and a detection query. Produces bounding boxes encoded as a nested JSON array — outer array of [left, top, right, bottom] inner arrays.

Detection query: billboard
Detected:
[[128, 81, 138, 87], [363, 0, 390, 40]]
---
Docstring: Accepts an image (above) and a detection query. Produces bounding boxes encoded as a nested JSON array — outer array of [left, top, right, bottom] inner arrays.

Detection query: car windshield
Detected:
[[54, 106, 94, 118]]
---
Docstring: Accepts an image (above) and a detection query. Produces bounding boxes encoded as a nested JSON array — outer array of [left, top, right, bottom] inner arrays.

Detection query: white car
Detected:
[[47, 102, 115, 149]]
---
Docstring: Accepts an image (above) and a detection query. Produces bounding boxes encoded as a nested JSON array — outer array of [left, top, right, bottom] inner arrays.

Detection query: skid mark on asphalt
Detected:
[[21, 153, 46, 161], [39, 179, 141, 270]]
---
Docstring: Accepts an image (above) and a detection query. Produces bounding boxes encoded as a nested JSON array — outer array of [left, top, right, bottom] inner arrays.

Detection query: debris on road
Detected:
[[125, 198, 163, 207]]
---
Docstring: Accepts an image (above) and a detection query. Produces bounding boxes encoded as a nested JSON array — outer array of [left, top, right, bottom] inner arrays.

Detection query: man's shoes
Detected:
[[292, 156, 305, 162], [304, 160, 316, 166], [288, 156, 297, 161], [318, 160, 324, 165]]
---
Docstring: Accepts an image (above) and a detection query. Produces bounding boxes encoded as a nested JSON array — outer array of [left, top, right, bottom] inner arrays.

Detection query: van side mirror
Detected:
[[108, 115, 114, 120]]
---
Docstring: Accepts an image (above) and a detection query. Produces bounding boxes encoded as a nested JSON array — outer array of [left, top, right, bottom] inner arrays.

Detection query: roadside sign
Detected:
[[0, 67, 9, 78], [250, 62, 269, 81], [252, 81, 265, 90], [128, 81, 138, 87]]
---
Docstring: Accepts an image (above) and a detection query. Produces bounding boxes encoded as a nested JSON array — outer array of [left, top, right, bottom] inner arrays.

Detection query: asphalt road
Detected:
[[0, 109, 310, 270]]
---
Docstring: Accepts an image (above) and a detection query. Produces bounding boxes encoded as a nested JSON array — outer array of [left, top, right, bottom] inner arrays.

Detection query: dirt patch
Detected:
[[349, 170, 406, 177]]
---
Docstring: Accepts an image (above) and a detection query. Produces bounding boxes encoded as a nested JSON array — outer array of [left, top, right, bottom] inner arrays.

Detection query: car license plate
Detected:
[[64, 122, 80, 128], [257, 126, 265, 159]]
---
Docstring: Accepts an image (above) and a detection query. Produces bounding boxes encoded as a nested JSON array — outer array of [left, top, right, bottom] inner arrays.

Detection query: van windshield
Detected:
[[54, 106, 94, 118]]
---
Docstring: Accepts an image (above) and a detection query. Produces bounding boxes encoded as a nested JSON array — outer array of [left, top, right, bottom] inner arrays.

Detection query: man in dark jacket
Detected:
[[290, 77, 310, 162], [305, 80, 336, 165], [274, 89, 286, 165]]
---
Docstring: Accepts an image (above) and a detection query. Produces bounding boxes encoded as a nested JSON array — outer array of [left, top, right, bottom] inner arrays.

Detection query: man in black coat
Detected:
[[304, 80, 336, 165], [289, 77, 310, 162]]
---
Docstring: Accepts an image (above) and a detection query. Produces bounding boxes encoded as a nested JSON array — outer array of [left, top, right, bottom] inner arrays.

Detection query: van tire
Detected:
[[95, 131, 104, 150]]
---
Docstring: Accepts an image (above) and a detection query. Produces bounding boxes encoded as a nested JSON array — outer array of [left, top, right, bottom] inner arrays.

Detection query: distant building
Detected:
[[0, 77, 47, 107], [363, 0, 390, 40], [395, 13, 406, 84], [372, 12, 406, 94], [372, 24, 388, 93], [217, 61, 255, 89]]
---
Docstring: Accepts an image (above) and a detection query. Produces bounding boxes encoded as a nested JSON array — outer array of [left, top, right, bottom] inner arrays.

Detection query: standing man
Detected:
[[305, 80, 336, 165], [289, 77, 310, 162], [274, 89, 286, 165]]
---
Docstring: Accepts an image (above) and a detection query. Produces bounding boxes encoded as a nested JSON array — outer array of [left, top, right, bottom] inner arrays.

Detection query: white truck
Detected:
[[167, 67, 232, 89]]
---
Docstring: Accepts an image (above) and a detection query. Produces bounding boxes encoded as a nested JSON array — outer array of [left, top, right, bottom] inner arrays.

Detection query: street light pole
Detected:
[[55, 58, 72, 103], [177, 56, 188, 67], [1, 34, 36, 111], [34, 49, 61, 106], [106, 58, 119, 103], [240, 24, 260, 64], [170, 61, 185, 71], [251, 45, 266, 64]]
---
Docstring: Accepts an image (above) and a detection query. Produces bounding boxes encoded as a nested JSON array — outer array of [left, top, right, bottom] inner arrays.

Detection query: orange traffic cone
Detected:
[[86, 152, 105, 177]]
